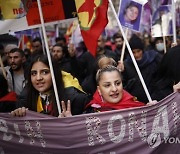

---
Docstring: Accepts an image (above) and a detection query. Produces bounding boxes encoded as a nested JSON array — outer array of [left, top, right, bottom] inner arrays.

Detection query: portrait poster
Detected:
[[151, 5, 173, 37], [118, 0, 143, 32]]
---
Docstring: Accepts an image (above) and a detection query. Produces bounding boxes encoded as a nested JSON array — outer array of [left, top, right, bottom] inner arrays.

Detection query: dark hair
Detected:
[[55, 36, 66, 44], [26, 54, 65, 116], [32, 37, 42, 44], [0, 74, 8, 98], [154, 37, 163, 44], [113, 33, 123, 41], [129, 34, 144, 50], [124, 1, 139, 23], [53, 43, 65, 51], [9, 48, 25, 57], [76, 41, 87, 53]]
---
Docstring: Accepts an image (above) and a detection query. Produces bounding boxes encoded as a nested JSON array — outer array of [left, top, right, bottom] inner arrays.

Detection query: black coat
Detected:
[[151, 45, 180, 101], [122, 50, 161, 103], [17, 86, 91, 115]]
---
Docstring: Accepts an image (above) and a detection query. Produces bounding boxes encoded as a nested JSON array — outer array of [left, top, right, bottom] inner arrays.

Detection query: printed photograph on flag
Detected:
[[151, 5, 173, 37], [118, 0, 143, 32]]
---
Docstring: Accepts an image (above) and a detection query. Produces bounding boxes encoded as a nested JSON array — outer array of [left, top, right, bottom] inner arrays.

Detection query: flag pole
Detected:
[[55, 24, 59, 38], [120, 28, 128, 63], [36, 0, 62, 114], [39, 27, 46, 55], [172, 0, 177, 44], [163, 35, 167, 53], [108, 0, 152, 102]]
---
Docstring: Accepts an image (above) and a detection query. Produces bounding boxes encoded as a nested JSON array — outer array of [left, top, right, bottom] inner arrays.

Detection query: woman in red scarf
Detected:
[[84, 65, 145, 113]]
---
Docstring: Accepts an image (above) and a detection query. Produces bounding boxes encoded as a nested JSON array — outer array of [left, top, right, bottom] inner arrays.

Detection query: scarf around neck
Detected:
[[86, 90, 145, 112]]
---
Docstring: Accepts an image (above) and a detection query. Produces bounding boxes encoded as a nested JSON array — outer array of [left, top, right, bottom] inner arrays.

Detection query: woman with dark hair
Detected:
[[12, 55, 65, 117], [11, 54, 91, 117], [119, 1, 141, 31], [0, 74, 17, 112], [123, 1, 139, 24]]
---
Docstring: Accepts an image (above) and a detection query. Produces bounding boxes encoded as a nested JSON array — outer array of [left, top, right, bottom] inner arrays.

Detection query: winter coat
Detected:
[[0, 92, 17, 112]]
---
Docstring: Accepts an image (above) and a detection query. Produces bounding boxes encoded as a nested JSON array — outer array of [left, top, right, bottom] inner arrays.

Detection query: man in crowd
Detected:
[[3, 48, 26, 96], [113, 33, 128, 61], [32, 37, 43, 55]]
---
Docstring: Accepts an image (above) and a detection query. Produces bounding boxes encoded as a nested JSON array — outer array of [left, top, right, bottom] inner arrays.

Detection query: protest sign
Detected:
[[118, 0, 143, 31], [0, 92, 180, 153]]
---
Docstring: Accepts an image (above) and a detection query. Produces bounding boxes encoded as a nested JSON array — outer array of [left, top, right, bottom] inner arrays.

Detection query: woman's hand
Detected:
[[146, 100, 158, 106], [173, 82, 180, 92], [11, 107, 27, 117], [59, 100, 72, 118], [117, 61, 124, 72]]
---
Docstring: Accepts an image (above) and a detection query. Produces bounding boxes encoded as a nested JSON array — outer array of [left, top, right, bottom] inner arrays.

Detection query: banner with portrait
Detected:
[[0, 92, 180, 153], [151, 5, 173, 37], [118, 0, 143, 32]]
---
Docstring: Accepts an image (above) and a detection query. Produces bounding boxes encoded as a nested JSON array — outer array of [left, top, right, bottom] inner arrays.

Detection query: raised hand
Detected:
[[59, 100, 72, 118]]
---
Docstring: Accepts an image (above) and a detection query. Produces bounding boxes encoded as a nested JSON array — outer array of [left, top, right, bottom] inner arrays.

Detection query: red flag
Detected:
[[75, 0, 109, 56]]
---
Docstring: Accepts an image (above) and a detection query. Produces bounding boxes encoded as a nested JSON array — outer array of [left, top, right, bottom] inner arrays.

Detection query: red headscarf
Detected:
[[85, 90, 145, 112]]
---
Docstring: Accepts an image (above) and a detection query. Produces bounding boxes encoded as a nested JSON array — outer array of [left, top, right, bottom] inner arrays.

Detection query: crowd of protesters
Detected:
[[0, 28, 180, 117]]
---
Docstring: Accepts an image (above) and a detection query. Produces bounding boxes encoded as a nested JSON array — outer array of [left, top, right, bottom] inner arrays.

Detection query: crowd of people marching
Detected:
[[0, 28, 180, 117]]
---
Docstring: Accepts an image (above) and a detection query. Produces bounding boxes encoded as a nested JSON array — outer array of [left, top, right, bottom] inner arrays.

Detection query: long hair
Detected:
[[26, 54, 65, 116]]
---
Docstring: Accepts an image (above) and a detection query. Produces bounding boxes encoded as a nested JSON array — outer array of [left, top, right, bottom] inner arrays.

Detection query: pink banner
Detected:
[[0, 92, 180, 154]]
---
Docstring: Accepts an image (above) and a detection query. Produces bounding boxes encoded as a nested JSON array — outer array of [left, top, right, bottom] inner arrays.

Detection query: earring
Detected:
[[100, 94, 104, 103]]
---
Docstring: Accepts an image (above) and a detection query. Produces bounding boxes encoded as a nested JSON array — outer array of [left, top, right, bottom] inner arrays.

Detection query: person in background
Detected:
[[55, 36, 68, 58], [96, 35, 117, 62], [32, 37, 43, 55], [3, 44, 18, 66], [113, 33, 129, 61], [0, 74, 17, 112], [65, 41, 96, 86], [51, 43, 72, 73], [151, 44, 180, 101], [154, 37, 165, 59], [119, 34, 161, 103], [142, 33, 154, 51], [1, 48, 26, 96]]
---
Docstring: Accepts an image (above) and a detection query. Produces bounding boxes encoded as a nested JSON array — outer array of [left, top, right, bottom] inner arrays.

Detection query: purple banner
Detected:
[[0, 92, 180, 154]]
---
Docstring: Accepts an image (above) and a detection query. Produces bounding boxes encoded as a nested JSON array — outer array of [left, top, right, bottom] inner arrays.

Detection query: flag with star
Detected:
[[75, 0, 109, 56]]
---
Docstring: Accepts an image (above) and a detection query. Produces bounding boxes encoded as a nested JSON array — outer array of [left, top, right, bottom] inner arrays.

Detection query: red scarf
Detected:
[[85, 90, 145, 112], [0, 92, 17, 102]]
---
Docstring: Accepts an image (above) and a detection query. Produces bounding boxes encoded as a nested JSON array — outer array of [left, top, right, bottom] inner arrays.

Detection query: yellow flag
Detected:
[[0, 0, 26, 19]]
